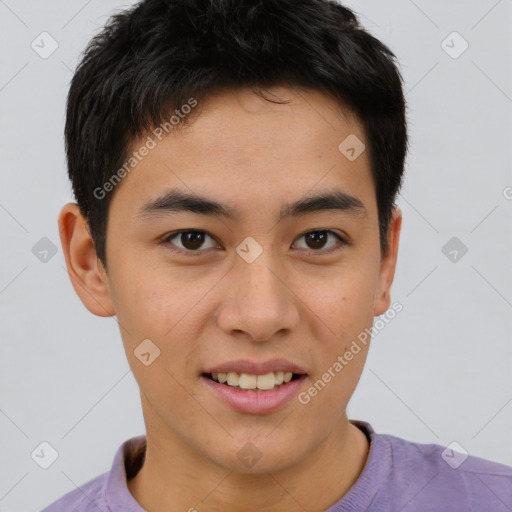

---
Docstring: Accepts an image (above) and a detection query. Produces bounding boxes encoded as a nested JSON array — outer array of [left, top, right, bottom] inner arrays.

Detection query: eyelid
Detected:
[[294, 229, 348, 255], [160, 228, 348, 256], [160, 229, 220, 256]]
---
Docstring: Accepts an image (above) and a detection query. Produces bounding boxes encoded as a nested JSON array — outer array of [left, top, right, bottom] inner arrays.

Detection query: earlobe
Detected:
[[373, 206, 402, 317], [58, 203, 115, 317]]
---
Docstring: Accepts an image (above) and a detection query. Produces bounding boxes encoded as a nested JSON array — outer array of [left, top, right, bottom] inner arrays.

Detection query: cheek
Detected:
[[300, 265, 378, 341], [108, 248, 186, 327], [297, 265, 376, 406], [107, 258, 211, 373]]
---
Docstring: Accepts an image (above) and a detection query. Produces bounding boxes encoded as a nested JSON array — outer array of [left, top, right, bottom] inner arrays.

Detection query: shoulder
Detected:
[[382, 432, 512, 510], [39, 471, 109, 512], [38, 435, 146, 512]]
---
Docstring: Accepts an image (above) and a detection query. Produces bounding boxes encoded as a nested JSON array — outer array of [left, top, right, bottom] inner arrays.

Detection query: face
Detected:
[[61, 86, 401, 474]]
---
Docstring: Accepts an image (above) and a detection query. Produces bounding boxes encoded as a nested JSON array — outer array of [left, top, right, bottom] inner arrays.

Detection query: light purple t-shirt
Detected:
[[40, 420, 512, 511]]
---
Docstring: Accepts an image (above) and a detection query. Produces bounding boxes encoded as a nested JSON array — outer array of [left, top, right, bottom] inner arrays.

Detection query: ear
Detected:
[[58, 203, 115, 317], [373, 206, 402, 316]]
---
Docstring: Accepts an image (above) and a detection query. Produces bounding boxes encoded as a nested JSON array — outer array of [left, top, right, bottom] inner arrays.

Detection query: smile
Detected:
[[201, 372, 308, 414], [204, 371, 299, 391]]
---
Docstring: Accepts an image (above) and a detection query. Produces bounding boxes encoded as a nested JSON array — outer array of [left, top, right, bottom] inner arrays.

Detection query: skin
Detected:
[[58, 85, 401, 512]]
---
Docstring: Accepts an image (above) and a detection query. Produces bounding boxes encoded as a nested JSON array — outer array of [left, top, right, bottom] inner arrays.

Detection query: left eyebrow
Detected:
[[135, 187, 367, 221]]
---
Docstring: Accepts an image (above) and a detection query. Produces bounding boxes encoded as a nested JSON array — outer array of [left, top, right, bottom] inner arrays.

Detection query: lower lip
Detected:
[[201, 375, 308, 414]]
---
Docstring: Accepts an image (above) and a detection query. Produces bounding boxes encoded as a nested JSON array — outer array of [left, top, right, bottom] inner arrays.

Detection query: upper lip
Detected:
[[203, 358, 307, 375]]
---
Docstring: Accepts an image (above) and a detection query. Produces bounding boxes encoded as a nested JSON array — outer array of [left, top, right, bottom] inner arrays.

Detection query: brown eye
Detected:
[[163, 230, 218, 254], [294, 230, 346, 253], [305, 231, 328, 250], [179, 231, 206, 250]]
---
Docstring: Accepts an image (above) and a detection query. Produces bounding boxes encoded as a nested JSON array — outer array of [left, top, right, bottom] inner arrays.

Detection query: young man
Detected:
[[43, 0, 512, 510]]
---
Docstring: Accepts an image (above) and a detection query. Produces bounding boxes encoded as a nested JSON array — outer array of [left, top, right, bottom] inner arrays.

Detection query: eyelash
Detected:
[[160, 229, 348, 257]]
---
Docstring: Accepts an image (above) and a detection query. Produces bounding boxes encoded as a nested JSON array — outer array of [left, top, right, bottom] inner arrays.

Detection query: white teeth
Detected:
[[209, 370, 299, 390], [227, 372, 239, 386], [239, 373, 257, 389], [256, 372, 276, 390]]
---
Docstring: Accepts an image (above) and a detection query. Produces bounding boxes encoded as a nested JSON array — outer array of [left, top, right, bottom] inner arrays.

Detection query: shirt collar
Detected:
[[105, 434, 147, 512]]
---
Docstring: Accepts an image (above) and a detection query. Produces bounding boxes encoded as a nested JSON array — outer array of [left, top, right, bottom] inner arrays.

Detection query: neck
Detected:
[[127, 417, 369, 512]]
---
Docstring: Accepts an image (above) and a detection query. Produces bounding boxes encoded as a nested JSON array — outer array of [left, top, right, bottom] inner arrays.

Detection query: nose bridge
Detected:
[[237, 241, 287, 308], [220, 240, 298, 340]]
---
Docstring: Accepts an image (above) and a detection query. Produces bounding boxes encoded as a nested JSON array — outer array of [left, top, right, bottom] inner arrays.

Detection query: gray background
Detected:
[[1, 1, 511, 511]]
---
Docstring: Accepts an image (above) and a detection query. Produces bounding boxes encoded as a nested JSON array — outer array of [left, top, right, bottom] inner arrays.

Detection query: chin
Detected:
[[205, 436, 307, 476]]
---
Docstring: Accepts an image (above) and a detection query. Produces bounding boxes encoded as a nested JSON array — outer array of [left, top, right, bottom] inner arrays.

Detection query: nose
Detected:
[[216, 252, 300, 343]]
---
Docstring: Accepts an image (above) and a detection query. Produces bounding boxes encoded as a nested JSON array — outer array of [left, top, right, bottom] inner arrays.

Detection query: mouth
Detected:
[[200, 359, 308, 413], [202, 371, 304, 392]]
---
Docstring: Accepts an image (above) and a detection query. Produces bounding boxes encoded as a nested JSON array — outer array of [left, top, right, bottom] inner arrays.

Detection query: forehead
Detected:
[[171, 86, 361, 154], [108, 86, 375, 221]]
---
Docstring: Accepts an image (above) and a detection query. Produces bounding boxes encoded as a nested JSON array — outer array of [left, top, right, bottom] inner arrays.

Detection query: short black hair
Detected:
[[65, 0, 408, 270]]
